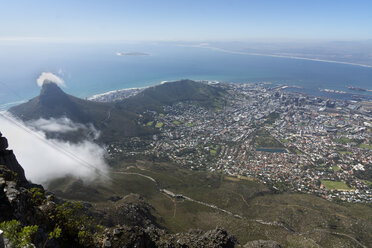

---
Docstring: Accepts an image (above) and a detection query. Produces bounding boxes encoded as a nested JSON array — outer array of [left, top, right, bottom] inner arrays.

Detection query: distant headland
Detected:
[[116, 52, 150, 56]]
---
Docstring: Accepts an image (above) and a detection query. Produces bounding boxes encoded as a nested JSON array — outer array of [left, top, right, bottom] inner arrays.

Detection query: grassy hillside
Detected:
[[121, 80, 226, 113], [47, 160, 372, 247], [9, 80, 226, 142]]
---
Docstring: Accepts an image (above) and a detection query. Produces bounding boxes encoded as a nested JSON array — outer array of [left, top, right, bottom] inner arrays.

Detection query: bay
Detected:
[[0, 42, 371, 109]]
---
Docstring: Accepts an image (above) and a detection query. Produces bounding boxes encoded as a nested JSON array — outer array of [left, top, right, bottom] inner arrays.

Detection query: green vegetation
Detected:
[[264, 112, 280, 125], [354, 164, 372, 181], [210, 149, 217, 155], [0, 220, 38, 248], [9, 82, 154, 143], [359, 143, 372, 149], [211, 98, 225, 111], [208, 144, 220, 156], [294, 149, 302, 155], [47, 161, 372, 246], [10, 80, 225, 143], [49, 226, 62, 239], [285, 235, 320, 248], [48, 201, 95, 246], [361, 180, 372, 187], [238, 175, 254, 181], [155, 122, 164, 128], [332, 166, 341, 172], [121, 80, 227, 113], [225, 175, 254, 182], [287, 147, 303, 155], [333, 137, 353, 144], [224, 176, 240, 182], [338, 150, 353, 155], [251, 129, 284, 148], [186, 123, 195, 127], [321, 180, 351, 190], [28, 187, 45, 205], [333, 137, 362, 144], [8, 80, 372, 247]]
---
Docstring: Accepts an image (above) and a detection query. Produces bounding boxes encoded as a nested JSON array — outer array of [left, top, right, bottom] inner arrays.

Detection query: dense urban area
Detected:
[[102, 82, 372, 203]]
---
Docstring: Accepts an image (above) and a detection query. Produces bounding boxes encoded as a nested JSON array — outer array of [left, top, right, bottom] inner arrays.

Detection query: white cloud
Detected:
[[27, 117, 100, 140], [37, 72, 65, 87], [0, 112, 108, 184], [28, 117, 80, 133]]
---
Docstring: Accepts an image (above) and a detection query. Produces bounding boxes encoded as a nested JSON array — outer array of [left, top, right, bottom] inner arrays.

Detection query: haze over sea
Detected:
[[1, 42, 372, 109]]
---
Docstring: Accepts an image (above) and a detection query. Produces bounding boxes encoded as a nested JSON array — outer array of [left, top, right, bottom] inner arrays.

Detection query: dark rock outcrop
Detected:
[[244, 240, 281, 248], [166, 227, 237, 248], [0, 133, 240, 248], [100, 226, 237, 248], [0, 164, 64, 248], [0, 132, 27, 185], [104, 194, 160, 228], [101, 226, 157, 248], [0, 165, 42, 225]]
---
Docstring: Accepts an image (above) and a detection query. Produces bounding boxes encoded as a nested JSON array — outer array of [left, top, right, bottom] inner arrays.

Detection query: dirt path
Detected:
[[112, 169, 366, 248]]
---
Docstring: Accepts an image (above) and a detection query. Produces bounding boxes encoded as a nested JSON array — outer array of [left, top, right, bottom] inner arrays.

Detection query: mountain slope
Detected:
[[0, 133, 238, 248], [121, 79, 226, 112], [9, 81, 152, 142], [10, 82, 109, 124], [9, 80, 226, 142]]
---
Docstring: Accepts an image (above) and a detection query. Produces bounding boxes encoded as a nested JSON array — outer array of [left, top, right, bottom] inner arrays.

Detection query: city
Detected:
[[106, 82, 372, 203]]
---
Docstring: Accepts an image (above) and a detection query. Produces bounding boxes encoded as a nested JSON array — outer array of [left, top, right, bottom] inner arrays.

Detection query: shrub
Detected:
[[0, 220, 38, 248], [28, 187, 45, 205], [48, 201, 95, 247]]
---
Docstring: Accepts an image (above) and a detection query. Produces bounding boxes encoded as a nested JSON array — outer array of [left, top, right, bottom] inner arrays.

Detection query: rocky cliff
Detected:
[[0, 132, 27, 185], [0, 132, 238, 247], [0, 132, 283, 247]]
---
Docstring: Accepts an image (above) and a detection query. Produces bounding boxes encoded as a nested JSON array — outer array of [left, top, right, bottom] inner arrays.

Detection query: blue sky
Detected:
[[1, 0, 371, 42]]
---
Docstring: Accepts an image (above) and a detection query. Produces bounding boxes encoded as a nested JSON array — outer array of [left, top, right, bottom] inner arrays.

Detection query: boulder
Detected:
[[0, 133, 27, 184], [0, 132, 8, 151], [244, 240, 281, 248]]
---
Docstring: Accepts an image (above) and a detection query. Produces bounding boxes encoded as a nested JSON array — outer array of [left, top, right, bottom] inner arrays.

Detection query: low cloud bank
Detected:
[[27, 117, 100, 140], [37, 72, 65, 87], [0, 112, 108, 184]]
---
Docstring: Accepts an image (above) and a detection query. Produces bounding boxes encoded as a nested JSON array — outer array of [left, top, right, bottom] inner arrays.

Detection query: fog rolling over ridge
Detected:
[[37, 72, 66, 87], [0, 112, 108, 184]]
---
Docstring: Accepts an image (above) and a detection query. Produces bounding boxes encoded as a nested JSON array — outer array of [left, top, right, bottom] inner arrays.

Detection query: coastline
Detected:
[[2, 74, 372, 110], [0, 100, 26, 111], [87, 80, 216, 102], [89, 79, 372, 104], [186, 45, 372, 69], [88, 86, 148, 102], [2, 79, 371, 110], [88, 80, 225, 102], [88, 86, 149, 100]]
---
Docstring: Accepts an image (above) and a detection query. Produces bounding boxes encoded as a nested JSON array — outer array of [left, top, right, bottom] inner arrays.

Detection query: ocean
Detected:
[[1, 42, 372, 109]]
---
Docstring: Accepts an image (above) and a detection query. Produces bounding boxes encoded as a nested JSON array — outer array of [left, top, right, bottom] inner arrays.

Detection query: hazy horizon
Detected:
[[1, 0, 372, 42]]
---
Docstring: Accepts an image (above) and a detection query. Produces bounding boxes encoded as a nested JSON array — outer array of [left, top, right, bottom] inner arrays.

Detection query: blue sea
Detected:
[[1, 42, 372, 109]]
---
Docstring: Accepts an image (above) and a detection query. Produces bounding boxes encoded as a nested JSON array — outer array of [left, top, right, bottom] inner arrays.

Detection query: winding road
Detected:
[[115, 170, 367, 248]]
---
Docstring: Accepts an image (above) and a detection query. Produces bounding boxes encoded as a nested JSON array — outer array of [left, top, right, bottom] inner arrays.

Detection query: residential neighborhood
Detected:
[[106, 82, 372, 203]]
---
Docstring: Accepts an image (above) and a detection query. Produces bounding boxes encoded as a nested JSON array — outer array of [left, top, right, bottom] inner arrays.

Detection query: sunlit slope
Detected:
[[47, 160, 372, 247], [121, 79, 226, 112], [9, 80, 226, 142], [9, 82, 149, 142]]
